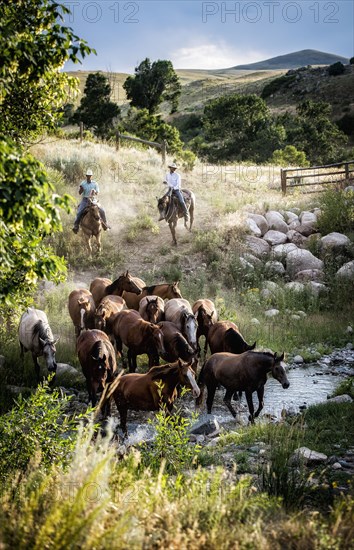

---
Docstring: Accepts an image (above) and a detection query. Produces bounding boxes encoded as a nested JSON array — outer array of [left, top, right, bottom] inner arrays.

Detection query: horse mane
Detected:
[[149, 363, 179, 380], [106, 275, 124, 294], [144, 284, 156, 295], [33, 320, 53, 343], [92, 340, 106, 360]]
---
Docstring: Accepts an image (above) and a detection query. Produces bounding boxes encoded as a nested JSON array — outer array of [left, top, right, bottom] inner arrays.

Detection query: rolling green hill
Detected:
[[229, 49, 349, 70]]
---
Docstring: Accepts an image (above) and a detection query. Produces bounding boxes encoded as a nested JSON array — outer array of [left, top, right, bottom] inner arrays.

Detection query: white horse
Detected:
[[164, 298, 198, 352], [18, 308, 59, 381]]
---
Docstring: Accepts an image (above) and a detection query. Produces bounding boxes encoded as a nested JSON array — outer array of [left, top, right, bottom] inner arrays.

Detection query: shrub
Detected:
[[261, 74, 296, 99], [0, 381, 87, 481], [271, 145, 309, 167], [328, 62, 345, 76], [317, 188, 354, 234], [350, 57, 354, 65]]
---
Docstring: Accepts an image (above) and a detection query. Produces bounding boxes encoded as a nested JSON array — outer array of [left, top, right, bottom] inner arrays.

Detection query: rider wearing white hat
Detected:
[[72, 168, 110, 233], [163, 162, 189, 221]]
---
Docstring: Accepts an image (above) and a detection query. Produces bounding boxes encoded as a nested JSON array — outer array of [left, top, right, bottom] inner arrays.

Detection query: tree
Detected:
[[122, 108, 183, 154], [271, 145, 309, 167], [73, 73, 120, 138], [202, 94, 283, 162], [0, 0, 92, 307], [123, 59, 181, 114], [279, 100, 348, 165], [328, 62, 345, 76], [0, 0, 93, 144]]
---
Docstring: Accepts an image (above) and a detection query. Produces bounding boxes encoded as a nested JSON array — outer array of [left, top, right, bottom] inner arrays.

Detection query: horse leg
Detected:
[[245, 391, 255, 423], [206, 382, 217, 414], [254, 386, 264, 418], [223, 389, 238, 418], [32, 352, 40, 382], [96, 233, 101, 255], [128, 349, 137, 373], [119, 406, 128, 437], [169, 221, 177, 246], [189, 204, 194, 231]]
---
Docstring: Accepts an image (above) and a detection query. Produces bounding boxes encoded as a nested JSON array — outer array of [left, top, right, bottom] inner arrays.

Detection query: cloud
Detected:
[[171, 42, 266, 70]]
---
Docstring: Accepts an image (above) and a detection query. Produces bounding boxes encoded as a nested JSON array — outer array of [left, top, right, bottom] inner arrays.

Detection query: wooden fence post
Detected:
[[79, 121, 83, 143], [115, 131, 120, 151], [281, 169, 287, 195], [345, 162, 349, 181], [161, 140, 167, 166]]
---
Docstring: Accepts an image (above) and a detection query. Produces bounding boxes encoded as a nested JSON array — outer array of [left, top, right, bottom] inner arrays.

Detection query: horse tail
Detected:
[[94, 370, 123, 419], [195, 359, 207, 407]]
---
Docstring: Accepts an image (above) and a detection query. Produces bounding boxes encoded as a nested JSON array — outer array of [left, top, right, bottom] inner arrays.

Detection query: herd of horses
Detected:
[[18, 270, 290, 436], [78, 189, 195, 255]]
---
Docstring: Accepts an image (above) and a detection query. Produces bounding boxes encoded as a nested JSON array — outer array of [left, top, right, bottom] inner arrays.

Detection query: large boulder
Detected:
[[271, 243, 298, 260], [300, 211, 317, 225], [321, 232, 351, 251], [265, 211, 288, 234], [295, 269, 325, 282], [283, 211, 300, 224], [285, 282, 305, 292], [336, 260, 354, 280], [286, 229, 307, 247], [265, 261, 285, 277], [289, 447, 328, 466], [294, 223, 317, 237], [245, 236, 271, 257], [246, 218, 262, 237], [242, 253, 263, 268], [286, 249, 324, 277], [247, 213, 269, 236], [263, 230, 288, 246]]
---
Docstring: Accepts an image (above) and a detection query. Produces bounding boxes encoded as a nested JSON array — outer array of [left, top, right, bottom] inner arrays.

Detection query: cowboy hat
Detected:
[[168, 162, 178, 169], [86, 168, 93, 176]]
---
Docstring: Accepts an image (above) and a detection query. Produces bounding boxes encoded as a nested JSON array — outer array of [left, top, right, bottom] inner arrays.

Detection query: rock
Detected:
[[346, 326, 353, 334], [283, 211, 299, 224], [285, 282, 305, 292], [291, 314, 301, 321], [321, 232, 351, 251], [286, 249, 324, 277], [242, 253, 263, 268], [344, 185, 354, 193], [239, 257, 255, 271], [296, 310, 307, 318], [245, 236, 271, 258], [286, 229, 307, 247], [54, 363, 85, 386], [336, 261, 354, 280], [295, 223, 317, 237], [190, 417, 220, 435], [293, 355, 304, 364], [265, 211, 288, 233], [307, 281, 328, 296], [262, 281, 280, 292], [250, 318, 260, 325], [264, 309, 280, 318], [300, 211, 317, 224], [247, 213, 269, 236], [271, 243, 298, 260], [206, 437, 220, 448], [289, 447, 328, 466], [260, 288, 273, 300], [246, 218, 262, 237], [295, 269, 324, 282], [263, 230, 287, 246], [326, 394, 352, 404], [332, 462, 342, 470], [265, 261, 285, 277]]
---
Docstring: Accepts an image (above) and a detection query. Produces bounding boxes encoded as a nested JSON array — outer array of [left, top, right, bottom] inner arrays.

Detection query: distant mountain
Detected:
[[228, 49, 349, 71]]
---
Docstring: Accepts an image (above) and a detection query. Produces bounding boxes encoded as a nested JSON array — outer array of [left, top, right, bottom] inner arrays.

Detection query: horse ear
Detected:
[[178, 358, 183, 368], [39, 337, 46, 346], [91, 355, 99, 361], [125, 270, 129, 277], [53, 337, 60, 345], [274, 352, 277, 360], [174, 281, 179, 287], [279, 352, 285, 362], [249, 341, 256, 350]]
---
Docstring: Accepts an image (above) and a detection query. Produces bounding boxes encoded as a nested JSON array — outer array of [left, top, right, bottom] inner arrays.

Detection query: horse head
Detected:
[[182, 312, 198, 351], [121, 271, 142, 295], [272, 352, 289, 389], [170, 281, 182, 299], [157, 195, 169, 221], [177, 359, 200, 398], [39, 337, 59, 372], [146, 298, 159, 323], [149, 323, 166, 358]]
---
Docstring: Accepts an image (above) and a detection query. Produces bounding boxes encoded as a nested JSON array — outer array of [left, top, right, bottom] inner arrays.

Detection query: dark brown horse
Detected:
[[77, 329, 117, 414], [138, 295, 165, 324], [68, 288, 96, 338], [90, 271, 142, 306], [156, 321, 196, 365], [94, 295, 126, 338], [122, 281, 182, 311], [196, 351, 289, 423], [157, 189, 195, 245], [80, 199, 102, 256], [192, 299, 217, 356], [111, 310, 166, 372], [111, 360, 200, 435], [207, 321, 256, 355]]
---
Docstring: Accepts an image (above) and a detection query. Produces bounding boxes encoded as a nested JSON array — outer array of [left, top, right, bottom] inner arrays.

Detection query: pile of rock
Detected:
[[243, 208, 354, 288]]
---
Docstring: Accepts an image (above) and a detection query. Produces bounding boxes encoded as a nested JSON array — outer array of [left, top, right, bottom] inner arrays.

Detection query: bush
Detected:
[[350, 57, 354, 65], [271, 145, 309, 167], [0, 381, 87, 481], [261, 74, 296, 99], [317, 188, 354, 234], [328, 62, 345, 76]]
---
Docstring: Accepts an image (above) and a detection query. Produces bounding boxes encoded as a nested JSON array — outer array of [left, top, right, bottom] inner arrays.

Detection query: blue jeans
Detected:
[[173, 189, 189, 217], [74, 197, 107, 227]]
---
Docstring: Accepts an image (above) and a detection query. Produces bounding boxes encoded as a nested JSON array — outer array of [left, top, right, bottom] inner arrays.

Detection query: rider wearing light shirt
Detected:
[[163, 162, 189, 221], [72, 169, 110, 233]]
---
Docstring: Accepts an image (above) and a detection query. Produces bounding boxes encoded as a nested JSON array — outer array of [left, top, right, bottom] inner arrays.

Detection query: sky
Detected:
[[63, 0, 354, 73]]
